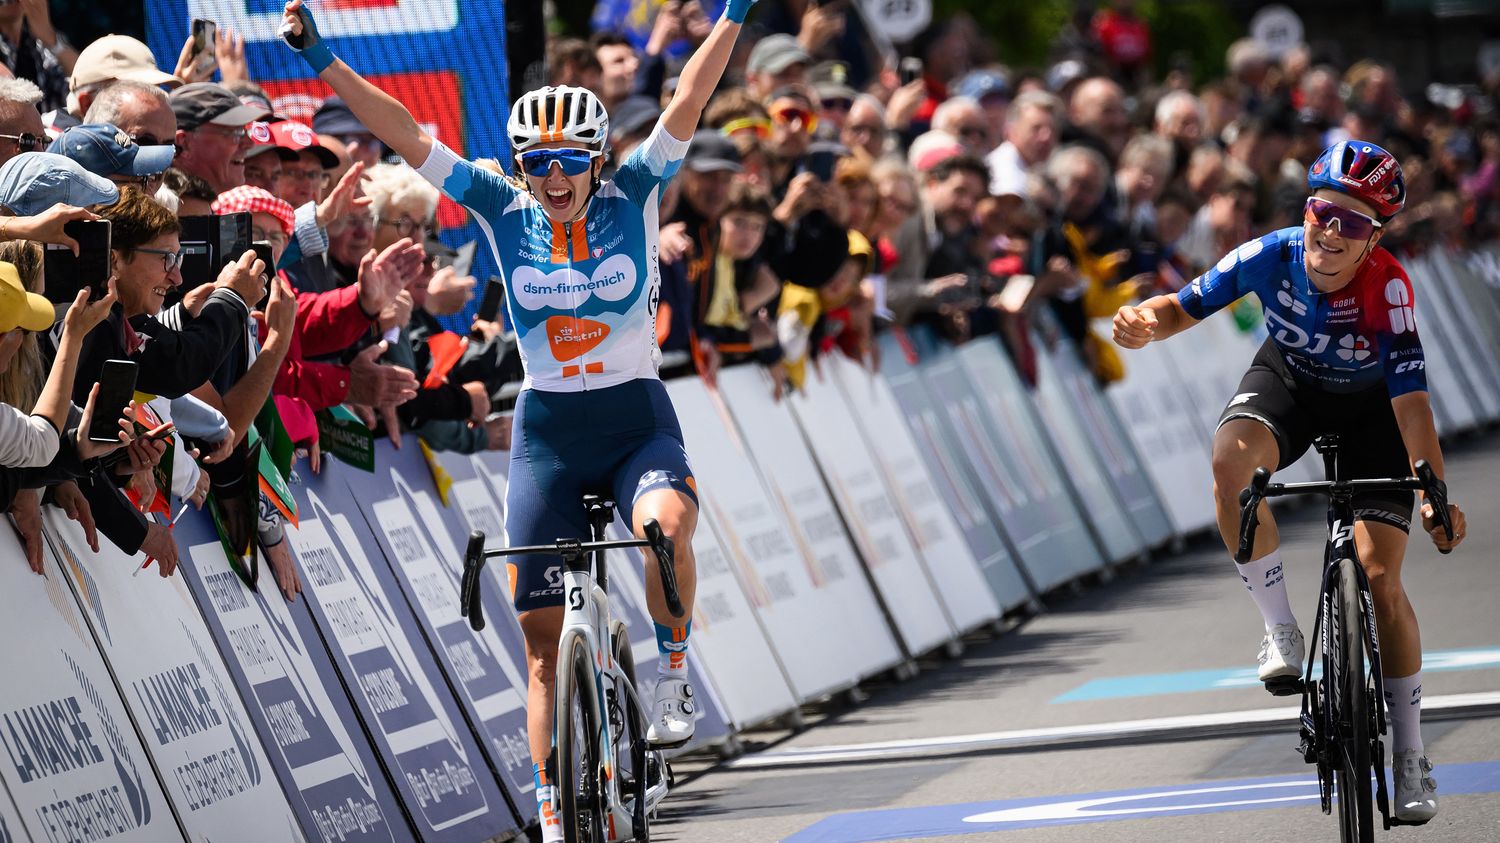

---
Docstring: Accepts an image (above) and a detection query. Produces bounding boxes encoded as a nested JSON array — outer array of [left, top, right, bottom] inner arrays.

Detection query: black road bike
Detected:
[[461, 496, 684, 843], [1237, 434, 1453, 843]]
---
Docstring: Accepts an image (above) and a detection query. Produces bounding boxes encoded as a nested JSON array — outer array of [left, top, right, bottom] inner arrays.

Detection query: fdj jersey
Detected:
[[417, 124, 688, 391], [1177, 227, 1427, 398]]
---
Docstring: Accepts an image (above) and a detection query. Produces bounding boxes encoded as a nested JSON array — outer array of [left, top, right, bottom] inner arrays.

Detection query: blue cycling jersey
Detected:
[[417, 123, 688, 392], [1177, 227, 1427, 398]]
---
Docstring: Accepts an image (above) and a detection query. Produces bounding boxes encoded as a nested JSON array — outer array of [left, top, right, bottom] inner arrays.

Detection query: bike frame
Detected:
[[1237, 436, 1452, 833]]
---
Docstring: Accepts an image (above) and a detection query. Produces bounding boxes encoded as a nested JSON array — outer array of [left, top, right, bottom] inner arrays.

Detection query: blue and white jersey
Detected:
[[1177, 227, 1428, 397], [417, 123, 688, 392]]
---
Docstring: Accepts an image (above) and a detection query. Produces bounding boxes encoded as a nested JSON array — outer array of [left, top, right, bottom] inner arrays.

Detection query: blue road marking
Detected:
[[782, 760, 1500, 842], [1054, 647, 1500, 703]]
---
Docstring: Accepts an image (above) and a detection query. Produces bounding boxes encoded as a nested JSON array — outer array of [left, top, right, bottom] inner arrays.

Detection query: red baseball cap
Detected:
[[269, 120, 339, 169], [245, 121, 297, 162]]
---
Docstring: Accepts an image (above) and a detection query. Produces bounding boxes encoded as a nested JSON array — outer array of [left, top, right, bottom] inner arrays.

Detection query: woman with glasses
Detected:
[[280, 0, 756, 837], [1112, 141, 1465, 823]]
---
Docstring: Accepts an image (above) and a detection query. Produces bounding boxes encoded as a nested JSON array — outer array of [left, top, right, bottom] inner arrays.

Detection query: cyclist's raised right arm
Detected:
[[280, 0, 433, 168]]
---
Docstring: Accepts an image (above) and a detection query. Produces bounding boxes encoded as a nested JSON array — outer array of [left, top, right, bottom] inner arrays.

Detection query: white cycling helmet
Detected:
[[507, 85, 610, 154]]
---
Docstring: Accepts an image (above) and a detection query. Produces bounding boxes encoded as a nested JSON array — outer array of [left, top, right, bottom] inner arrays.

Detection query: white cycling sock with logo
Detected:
[[1383, 672, 1424, 756], [1236, 548, 1297, 630]]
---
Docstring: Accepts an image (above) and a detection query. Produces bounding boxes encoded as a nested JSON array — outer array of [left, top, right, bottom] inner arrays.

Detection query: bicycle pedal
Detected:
[[1264, 676, 1304, 696]]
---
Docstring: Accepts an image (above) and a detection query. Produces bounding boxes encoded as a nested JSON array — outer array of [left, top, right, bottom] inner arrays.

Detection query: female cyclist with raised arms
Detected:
[[279, 0, 757, 837], [1112, 141, 1467, 823]]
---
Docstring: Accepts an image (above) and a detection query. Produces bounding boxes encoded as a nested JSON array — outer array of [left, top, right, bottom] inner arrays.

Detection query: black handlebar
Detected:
[[458, 519, 686, 632], [1414, 460, 1454, 554], [1235, 460, 1455, 564]]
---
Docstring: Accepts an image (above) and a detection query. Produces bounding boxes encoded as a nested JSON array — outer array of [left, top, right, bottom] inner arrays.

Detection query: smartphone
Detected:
[[190, 19, 218, 78], [900, 57, 924, 86], [133, 421, 175, 443], [475, 276, 505, 324], [801, 141, 845, 182], [177, 215, 213, 287], [215, 212, 251, 274], [42, 220, 112, 305], [251, 241, 275, 277], [88, 359, 138, 444]]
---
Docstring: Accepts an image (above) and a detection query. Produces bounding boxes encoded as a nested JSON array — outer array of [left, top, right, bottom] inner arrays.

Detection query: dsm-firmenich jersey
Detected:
[[417, 123, 689, 392], [1177, 227, 1428, 398]]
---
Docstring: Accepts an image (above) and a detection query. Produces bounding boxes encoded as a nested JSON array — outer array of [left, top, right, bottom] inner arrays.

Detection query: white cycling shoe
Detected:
[[1257, 623, 1305, 687], [1392, 750, 1439, 823], [646, 678, 696, 748]]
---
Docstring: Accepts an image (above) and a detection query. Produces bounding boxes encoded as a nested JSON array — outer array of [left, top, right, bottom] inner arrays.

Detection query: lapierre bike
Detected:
[[461, 495, 682, 843], [1237, 434, 1454, 842]]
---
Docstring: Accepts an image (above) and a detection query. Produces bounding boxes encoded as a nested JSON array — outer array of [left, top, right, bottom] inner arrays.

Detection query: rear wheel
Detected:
[[612, 627, 651, 841], [556, 633, 605, 843], [1334, 557, 1374, 843]]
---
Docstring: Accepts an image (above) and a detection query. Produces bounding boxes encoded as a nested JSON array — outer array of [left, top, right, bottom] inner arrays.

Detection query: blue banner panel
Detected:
[[173, 511, 416, 843], [288, 460, 516, 842], [344, 442, 537, 825]]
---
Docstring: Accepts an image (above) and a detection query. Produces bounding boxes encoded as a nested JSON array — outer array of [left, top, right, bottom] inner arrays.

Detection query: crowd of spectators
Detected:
[[0, 0, 1497, 591]]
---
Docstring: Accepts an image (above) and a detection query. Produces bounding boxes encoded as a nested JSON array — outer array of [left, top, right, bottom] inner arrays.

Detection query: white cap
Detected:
[[71, 35, 181, 91]]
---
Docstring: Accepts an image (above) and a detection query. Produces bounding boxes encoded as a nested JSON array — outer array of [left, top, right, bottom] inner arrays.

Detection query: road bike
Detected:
[[461, 495, 682, 843], [1237, 434, 1453, 842]]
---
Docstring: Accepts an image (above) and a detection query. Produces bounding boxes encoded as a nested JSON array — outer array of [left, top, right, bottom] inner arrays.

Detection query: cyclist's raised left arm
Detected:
[[661, 0, 758, 141]]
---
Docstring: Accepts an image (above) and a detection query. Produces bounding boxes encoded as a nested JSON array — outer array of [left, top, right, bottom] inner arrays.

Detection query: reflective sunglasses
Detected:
[[0, 132, 44, 152], [519, 147, 601, 178], [1304, 196, 1381, 241], [720, 117, 771, 139], [770, 105, 818, 132]]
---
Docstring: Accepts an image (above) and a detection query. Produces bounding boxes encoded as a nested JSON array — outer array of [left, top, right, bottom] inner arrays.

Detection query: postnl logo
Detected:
[[547, 316, 611, 361]]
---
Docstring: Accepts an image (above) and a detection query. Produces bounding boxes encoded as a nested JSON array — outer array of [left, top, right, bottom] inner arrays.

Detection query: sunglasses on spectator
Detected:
[[134, 247, 184, 272], [280, 168, 323, 183], [377, 216, 430, 237], [0, 133, 44, 152], [770, 105, 818, 132], [519, 147, 601, 177], [110, 172, 165, 191], [720, 117, 771, 140], [956, 125, 987, 141], [252, 225, 288, 248], [129, 133, 169, 147], [1304, 196, 1381, 241], [820, 97, 853, 113], [197, 124, 247, 141]]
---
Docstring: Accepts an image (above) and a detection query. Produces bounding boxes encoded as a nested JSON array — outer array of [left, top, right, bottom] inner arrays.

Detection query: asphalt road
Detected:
[[647, 432, 1500, 843]]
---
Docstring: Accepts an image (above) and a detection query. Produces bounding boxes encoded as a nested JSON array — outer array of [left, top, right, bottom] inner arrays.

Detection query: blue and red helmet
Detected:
[[1307, 140, 1406, 221]]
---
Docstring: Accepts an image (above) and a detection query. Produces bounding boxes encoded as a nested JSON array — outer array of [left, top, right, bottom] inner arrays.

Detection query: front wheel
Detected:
[[556, 633, 606, 843], [1333, 556, 1374, 843]]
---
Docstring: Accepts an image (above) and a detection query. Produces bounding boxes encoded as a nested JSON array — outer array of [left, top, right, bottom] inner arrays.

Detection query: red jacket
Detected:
[[265, 277, 375, 411]]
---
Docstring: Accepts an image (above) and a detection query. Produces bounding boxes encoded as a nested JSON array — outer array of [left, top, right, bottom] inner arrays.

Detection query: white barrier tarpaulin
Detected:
[[0, 527, 179, 843], [667, 374, 901, 699], [829, 352, 1007, 631], [876, 333, 1035, 611], [788, 363, 957, 654], [944, 338, 1107, 589], [1413, 252, 1500, 423], [1105, 338, 1217, 535], [174, 518, 415, 843], [44, 512, 304, 841], [1028, 331, 1146, 563], [0, 784, 26, 842], [288, 469, 516, 842], [351, 446, 537, 823]]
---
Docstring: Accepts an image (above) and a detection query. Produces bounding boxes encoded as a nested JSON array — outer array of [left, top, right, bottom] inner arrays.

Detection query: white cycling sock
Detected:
[[1236, 548, 1297, 630], [1383, 672, 1424, 756]]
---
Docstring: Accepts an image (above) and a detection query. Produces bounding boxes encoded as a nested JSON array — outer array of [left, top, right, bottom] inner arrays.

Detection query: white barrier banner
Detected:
[[668, 373, 901, 698], [289, 479, 513, 842], [876, 334, 1035, 610], [949, 340, 1106, 588], [1105, 338, 1217, 534], [829, 353, 1006, 630], [0, 528, 178, 843], [1413, 253, 1500, 423], [0, 786, 25, 842], [44, 513, 302, 841], [789, 364, 954, 653], [1029, 333, 1146, 563]]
